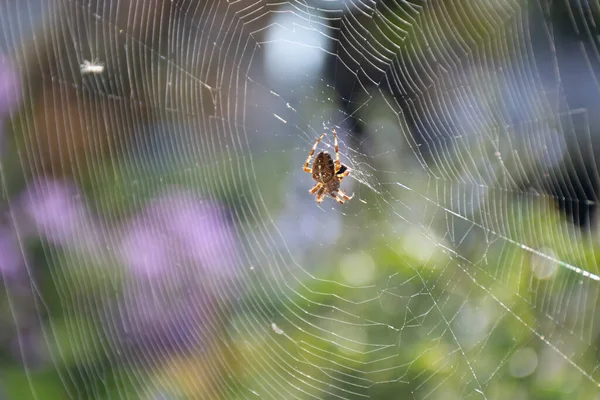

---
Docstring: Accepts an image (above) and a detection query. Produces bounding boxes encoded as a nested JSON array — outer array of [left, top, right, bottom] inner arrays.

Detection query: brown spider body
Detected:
[[312, 151, 336, 183], [303, 130, 353, 204]]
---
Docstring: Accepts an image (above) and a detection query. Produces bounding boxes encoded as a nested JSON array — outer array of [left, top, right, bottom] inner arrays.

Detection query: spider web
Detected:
[[0, 0, 599, 398]]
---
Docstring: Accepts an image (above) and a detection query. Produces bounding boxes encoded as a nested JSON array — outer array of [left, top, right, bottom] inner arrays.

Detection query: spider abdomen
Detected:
[[312, 151, 335, 183]]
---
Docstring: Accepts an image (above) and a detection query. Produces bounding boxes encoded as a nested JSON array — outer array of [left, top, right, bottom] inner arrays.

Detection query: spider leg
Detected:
[[333, 129, 341, 173], [309, 182, 322, 195], [316, 187, 326, 204], [335, 190, 353, 204], [303, 133, 326, 173], [340, 190, 353, 200]]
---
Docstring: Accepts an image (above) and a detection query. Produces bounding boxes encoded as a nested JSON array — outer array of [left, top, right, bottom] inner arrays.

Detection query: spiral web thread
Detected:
[[0, 0, 599, 399]]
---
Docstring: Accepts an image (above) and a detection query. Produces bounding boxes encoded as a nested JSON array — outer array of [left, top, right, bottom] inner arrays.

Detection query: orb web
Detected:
[[0, 0, 599, 399]]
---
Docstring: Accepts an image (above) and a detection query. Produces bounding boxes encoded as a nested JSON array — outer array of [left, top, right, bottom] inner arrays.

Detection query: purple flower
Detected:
[[22, 178, 90, 247], [123, 188, 239, 280], [0, 226, 23, 278], [159, 192, 238, 278], [114, 188, 240, 361], [120, 219, 170, 278]]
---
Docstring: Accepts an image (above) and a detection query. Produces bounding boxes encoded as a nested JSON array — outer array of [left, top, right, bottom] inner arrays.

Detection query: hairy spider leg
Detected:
[[303, 133, 326, 173], [333, 129, 341, 173], [309, 182, 322, 194], [316, 186, 326, 203], [334, 190, 353, 204]]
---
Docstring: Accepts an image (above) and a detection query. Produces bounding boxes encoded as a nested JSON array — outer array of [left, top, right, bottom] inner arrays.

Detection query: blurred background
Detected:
[[1, 0, 600, 398]]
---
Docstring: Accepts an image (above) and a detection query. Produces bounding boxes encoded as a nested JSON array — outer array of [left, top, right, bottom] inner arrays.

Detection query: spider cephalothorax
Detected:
[[303, 129, 353, 204]]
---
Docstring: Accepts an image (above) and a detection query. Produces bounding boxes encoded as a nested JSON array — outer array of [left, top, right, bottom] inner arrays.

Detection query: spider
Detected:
[[303, 129, 353, 204]]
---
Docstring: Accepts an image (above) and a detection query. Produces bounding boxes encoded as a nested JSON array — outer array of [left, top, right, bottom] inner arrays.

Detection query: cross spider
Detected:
[[303, 129, 354, 204]]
